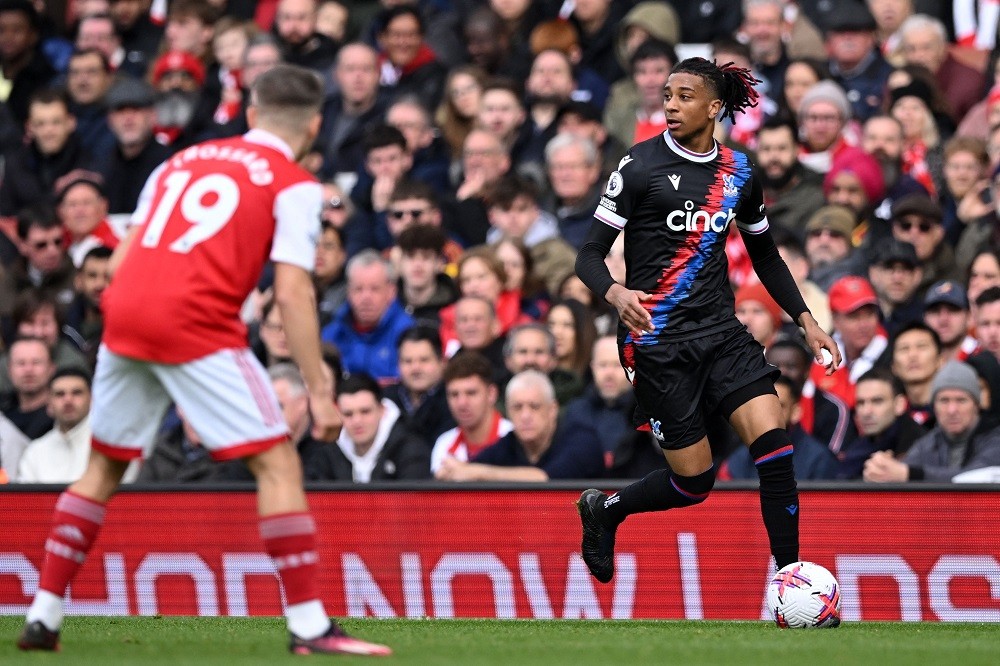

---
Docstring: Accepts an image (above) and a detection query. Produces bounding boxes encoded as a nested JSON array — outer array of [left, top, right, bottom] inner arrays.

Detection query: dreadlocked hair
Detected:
[[672, 57, 761, 124]]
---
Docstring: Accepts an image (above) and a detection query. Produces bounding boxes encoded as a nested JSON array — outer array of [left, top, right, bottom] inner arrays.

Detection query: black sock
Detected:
[[750, 428, 799, 568], [601, 466, 715, 527]]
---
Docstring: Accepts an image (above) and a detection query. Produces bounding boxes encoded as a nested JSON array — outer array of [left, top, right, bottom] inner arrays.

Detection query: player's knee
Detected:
[[749, 428, 793, 467], [670, 465, 716, 505], [245, 441, 301, 484]]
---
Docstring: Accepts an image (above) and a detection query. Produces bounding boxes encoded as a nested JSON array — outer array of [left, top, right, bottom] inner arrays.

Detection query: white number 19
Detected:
[[140, 170, 241, 253]]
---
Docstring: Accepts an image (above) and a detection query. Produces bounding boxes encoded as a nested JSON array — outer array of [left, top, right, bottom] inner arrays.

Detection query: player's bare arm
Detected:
[[273, 261, 341, 441]]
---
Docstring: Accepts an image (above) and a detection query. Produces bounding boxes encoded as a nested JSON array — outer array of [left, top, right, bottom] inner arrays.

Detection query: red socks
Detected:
[[39, 491, 106, 596], [259, 512, 322, 606]]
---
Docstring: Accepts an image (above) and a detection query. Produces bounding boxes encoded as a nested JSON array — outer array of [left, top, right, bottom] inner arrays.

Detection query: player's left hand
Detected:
[[799, 312, 841, 376]]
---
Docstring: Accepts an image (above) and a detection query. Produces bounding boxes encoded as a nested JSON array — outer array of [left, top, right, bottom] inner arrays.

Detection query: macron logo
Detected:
[[786, 505, 798, 515], [668, 174, 681, 190], [55, 524, 86, 543]]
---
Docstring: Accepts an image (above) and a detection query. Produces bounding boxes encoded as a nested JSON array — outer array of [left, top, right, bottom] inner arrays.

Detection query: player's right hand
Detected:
[[607, 284, 655, 337], [309, 394, 343, 442]]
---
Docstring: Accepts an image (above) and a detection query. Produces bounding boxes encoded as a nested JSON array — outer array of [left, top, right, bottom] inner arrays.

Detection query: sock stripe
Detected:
[[273, 550, 320, 571], [669, 477, 711, 501], [45, 538, 87, 563], [260, 513, 316, 540], [56, 492, 106, 524], [754, 444, 793, 466]]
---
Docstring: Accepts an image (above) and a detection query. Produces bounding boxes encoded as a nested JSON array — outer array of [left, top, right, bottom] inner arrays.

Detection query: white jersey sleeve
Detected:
[[129, 162, 167, 228], [271, 180, 322, 271]]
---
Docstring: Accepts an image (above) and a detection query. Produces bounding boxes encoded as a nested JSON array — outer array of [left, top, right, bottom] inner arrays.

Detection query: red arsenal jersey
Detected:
[[102, 129, 321, 363]]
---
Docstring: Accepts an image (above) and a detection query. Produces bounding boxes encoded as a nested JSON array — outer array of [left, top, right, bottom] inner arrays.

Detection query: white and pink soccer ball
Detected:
[[766, 561, 842, 628]]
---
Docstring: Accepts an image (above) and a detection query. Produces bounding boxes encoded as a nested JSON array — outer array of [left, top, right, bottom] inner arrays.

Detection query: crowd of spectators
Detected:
[[3, 0, 1000, 485]]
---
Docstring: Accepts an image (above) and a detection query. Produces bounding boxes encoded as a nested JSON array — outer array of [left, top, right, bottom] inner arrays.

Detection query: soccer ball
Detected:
[[766, 561, 841, 628]]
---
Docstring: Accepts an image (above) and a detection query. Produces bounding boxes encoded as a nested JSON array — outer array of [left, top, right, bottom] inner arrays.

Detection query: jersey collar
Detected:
[[243, 128, 295, 160], [663, 130, 718, 163]]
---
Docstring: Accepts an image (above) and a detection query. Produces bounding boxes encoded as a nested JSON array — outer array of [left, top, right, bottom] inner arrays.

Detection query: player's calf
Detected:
[[750, 428, 799, 568]]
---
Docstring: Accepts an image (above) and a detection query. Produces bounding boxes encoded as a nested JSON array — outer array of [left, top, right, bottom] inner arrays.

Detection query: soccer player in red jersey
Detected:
[[574, 58, 841, 584], [18, 65, 391, 657]]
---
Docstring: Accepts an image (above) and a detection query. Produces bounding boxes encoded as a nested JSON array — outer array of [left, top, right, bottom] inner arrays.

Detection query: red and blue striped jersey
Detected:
[[595, 131, 768, 344]]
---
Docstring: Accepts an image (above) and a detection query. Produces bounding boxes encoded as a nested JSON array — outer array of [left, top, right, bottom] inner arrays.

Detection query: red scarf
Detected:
[[379, 43, 437, 83]]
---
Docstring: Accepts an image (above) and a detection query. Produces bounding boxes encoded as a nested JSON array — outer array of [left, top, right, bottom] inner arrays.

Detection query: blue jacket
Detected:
[[321, 300, 414, 383]]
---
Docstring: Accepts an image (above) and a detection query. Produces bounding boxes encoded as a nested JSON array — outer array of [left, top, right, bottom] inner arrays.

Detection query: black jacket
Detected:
[[0, 135, 92, 215], [384, 383, 455, 444], [97, 138, 173, 214], [304, 417, 431, 482], [3, 49, 56, 125]]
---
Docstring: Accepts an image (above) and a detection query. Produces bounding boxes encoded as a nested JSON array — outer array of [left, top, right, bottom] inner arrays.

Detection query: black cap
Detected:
[[874, 239, 919, 268], [924, 280, 969, 310], [556, 100, 603, 126], [825, 3, 877, 33], [891, 193, 943, 222], [105, 77, 155, 110]]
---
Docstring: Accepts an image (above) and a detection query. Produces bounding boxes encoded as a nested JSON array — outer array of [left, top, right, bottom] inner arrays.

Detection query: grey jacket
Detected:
[[903, 422, 1000, 481]]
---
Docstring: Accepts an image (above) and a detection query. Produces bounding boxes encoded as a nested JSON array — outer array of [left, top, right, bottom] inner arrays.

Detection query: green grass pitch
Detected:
[[2, 617, 999, 665]]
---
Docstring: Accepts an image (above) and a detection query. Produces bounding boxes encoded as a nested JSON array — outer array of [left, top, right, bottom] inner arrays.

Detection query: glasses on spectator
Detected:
[[806, 228, 844, 239], [323, 196, 344, 212], [894, 220, 933, 233], [388, 208, 428, 220], [31, 237, 64, 250]]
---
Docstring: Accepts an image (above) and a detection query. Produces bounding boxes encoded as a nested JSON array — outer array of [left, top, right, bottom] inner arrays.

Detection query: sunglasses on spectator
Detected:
[[322, 196, 344, 211], [806, 228, 844, 239], [388, 209, 427, 220], [894, 220, 934, 233], [31, 237, 64, 250]]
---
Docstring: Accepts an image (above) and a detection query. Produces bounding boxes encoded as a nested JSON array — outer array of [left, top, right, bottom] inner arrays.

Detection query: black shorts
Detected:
[[621, 325, 779, 450]]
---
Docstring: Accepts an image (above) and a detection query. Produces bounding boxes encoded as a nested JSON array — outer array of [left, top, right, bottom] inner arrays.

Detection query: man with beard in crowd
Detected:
[[274, 0, 339, 73], [924, 281, 980, 363], [149, 50, 205, 147], [756, 117, 825, 236], [860, 114, 929, 241], [108, 0, 163, 78]]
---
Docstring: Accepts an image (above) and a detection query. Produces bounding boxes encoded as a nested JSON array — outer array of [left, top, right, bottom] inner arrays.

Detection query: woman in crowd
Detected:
[[941, 136, 989, 246], [546, 298, 597, 382], [493, 236, 548, 320], [436, 65, 486, 160], [438, 246, 532, 351], [775, 58, 826, 124]]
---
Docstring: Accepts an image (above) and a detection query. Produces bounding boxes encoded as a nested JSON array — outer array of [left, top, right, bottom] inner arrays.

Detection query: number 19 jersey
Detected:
[[102, 129, 322, 363]]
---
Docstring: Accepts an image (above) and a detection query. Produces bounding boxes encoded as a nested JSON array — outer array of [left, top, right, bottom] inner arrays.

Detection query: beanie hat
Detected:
[[734, 282, 783, 330], [798, 80, 851, 120], [824, 147, 886, 205], [889, 78, 934, 111], [931, 361, 981, 403]]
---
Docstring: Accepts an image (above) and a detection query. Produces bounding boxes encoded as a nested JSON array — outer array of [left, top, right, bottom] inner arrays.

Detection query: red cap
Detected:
[[152, 51, 206, 86], [734, 282, 783, 330], [828, 275, 878, 314]]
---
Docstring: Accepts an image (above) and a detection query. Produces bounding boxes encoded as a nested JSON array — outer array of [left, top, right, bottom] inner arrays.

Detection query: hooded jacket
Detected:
[[304, 399, 431, 482]]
